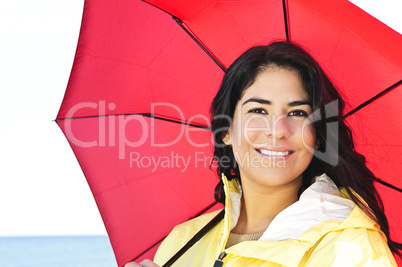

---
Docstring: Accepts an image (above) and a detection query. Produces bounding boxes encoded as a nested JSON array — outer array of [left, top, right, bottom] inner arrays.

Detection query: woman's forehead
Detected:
[[239, 67, 308, 103]]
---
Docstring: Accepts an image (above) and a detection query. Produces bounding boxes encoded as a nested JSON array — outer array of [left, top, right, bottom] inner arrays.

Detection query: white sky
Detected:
[[0, 0, 401, 236]]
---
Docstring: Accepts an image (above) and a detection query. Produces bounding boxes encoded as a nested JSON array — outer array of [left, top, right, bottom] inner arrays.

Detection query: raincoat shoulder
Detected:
[[300, 201, 397, 266], [154, 175, 397, 266]]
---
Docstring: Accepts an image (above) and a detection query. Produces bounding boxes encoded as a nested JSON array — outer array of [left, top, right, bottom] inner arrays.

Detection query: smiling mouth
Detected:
[[256, 149, 294, 157]]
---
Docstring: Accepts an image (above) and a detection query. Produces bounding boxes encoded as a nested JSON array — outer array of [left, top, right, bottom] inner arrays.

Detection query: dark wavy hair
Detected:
[[210, 41, 401, 256]]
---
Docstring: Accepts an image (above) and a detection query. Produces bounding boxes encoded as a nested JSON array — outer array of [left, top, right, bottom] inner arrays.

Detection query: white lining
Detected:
[[227, 173, 355, 241]]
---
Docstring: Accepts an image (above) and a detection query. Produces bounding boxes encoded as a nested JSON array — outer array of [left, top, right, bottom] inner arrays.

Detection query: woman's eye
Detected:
[[248, 108, 267, 114], [288, 110, 308, 117]]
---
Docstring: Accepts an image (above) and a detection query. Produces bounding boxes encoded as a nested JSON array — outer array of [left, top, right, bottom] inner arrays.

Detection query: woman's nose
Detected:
[[265, 115, 290, 139]]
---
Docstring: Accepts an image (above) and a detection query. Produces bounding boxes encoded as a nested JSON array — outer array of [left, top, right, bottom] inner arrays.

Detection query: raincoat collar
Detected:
[[219, 173, 381, 265]]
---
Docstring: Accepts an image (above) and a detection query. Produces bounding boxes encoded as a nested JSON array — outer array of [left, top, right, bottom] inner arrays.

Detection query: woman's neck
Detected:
[[231, 178, 302, 235]]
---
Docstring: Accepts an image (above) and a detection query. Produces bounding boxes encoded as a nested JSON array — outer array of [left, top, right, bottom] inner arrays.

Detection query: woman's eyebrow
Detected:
[[288, 100, 312, 107], [242, 98, 311, 107], [242, 98, 271, 106]]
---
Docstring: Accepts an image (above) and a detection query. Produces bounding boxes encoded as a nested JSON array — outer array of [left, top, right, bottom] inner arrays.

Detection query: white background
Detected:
[[0, 0, 401, 236]]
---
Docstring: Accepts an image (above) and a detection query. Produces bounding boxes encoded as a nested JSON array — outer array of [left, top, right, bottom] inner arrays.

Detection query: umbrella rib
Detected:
[[132, 201, 220, 262], [374, 178, 402, 193], [345, 79, 402, 118], [141, 0, 226, 72], [143, 113, 210, 129], [172, 16, 226, 72], [282, 0, 290, 42], [55, 113, 210, 129], [141, 0, 176, 18]]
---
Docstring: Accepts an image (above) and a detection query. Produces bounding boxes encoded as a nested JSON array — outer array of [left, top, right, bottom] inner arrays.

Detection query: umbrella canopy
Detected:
[[56, 0, 402, 265]]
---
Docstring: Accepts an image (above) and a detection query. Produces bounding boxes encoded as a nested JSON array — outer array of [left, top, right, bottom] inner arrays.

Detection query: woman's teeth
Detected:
[[258, 149, 292, 156]]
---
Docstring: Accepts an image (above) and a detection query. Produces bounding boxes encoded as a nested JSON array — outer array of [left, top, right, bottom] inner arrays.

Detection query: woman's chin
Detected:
[[240, 168, 303, 188]]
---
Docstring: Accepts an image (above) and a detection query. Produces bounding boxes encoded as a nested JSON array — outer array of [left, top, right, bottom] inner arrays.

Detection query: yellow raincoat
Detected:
[[154, 174, 397, 266]]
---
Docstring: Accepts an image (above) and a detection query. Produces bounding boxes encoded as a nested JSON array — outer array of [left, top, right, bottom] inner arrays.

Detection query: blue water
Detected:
[[0, 236, 117, 267]]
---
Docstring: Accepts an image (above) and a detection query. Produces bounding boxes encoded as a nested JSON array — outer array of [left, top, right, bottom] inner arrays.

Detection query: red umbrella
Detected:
[[56, 0, 402, 266]]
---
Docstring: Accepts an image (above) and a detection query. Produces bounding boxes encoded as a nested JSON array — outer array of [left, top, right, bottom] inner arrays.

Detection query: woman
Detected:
[[126, 42, 400, 266]]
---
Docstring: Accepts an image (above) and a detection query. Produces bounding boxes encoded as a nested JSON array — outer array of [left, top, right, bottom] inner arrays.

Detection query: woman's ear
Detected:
[[222, 130, 232, 145]]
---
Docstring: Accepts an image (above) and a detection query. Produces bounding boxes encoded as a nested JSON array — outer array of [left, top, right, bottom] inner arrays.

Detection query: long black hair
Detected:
[[210, 41, 402, 256]]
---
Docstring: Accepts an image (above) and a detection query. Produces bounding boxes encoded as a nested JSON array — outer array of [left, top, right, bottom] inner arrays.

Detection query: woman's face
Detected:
[[224, 67, 316, 190]]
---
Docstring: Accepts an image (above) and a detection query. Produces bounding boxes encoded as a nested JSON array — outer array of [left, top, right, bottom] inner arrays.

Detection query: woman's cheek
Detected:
[[301, 123, 316, 150], [241, 117, 267, 143]]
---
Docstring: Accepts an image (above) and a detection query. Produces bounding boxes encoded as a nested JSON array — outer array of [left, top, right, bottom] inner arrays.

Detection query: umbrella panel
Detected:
[[346, 86, 402, 190], [57, 116, 222, 265], [57, 0, 223, 124]]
